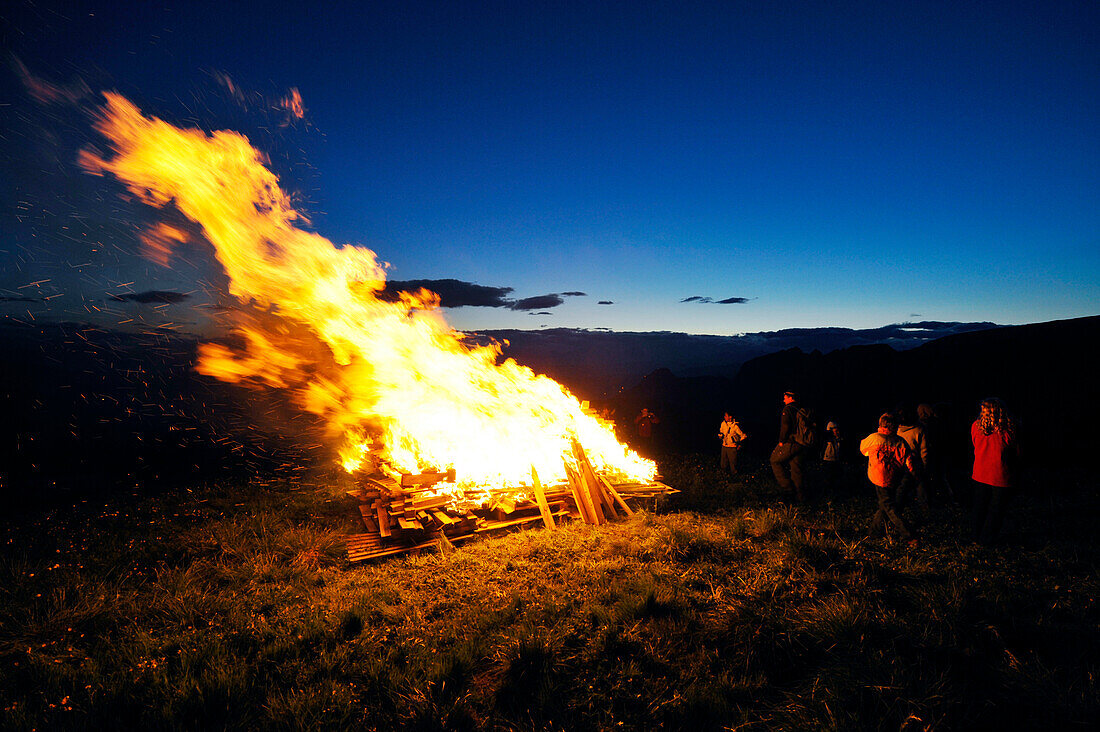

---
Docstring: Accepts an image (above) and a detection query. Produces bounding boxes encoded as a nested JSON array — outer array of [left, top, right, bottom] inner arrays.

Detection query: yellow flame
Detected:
[[81, 92, 655, 488]]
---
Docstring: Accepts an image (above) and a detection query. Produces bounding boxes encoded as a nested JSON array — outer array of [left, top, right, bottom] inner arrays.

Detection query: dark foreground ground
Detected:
[[1, 455, 1097, 731]]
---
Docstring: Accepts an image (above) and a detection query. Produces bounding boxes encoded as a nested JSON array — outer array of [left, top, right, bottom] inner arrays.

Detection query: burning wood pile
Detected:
[[345, 438, 676, 562], [82, 94, 673, 563]]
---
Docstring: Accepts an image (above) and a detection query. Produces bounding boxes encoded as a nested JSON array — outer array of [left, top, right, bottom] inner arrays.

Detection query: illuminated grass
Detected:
[[0, 461, 1097, 730]]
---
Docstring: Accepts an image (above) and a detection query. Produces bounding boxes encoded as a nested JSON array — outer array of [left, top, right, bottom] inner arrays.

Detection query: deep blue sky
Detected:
[[2, 0, 1097, 335]]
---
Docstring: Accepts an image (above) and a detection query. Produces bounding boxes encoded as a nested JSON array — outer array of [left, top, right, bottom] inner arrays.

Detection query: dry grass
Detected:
[[1, 460, 1098, 730]]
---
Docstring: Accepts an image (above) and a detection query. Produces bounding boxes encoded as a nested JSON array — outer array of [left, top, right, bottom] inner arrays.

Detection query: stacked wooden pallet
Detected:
[[344, 440, 677, 562]]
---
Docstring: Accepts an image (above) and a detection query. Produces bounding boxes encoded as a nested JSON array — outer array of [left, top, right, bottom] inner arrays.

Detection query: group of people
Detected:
[[719, 391, 1020, 548]]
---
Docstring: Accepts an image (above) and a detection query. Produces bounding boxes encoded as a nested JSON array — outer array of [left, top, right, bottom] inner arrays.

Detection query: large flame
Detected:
[[80, 92, 655, 489]]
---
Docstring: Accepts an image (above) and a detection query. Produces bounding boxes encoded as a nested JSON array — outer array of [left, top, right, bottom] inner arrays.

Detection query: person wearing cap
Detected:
[[770, 391, 807, 502], [822, 420, 843, 493], [860, 412, 919, 547], [719, 412, 748, 475]]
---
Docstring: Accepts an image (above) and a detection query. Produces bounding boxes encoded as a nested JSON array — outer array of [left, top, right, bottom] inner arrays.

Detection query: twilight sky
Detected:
[[1, 0, 1097, 336]]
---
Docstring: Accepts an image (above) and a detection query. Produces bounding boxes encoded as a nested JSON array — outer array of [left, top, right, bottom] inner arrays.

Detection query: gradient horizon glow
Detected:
[[1, 0, 1097, 336]]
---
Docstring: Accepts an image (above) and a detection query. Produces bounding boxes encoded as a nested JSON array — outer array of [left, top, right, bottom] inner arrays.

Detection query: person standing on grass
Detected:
[[918, 402, 956, 504], [971, 398, 1019, 546], [719, 412, 748, 475], [634, 407, 659, 456], [771, 391, 808, 502], [860, 413, 919, 548], [896, 408, 932, 516], [822, 420, 843, 493]]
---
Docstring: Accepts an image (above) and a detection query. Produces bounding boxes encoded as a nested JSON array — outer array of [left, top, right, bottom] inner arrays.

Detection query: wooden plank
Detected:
[[474, 509, 569, 533], [530, 465, 556, 530], [431, 509, 456, 526], [358, 505, 380, 532], [578, 449, 617, 518], [348, 537, 441, 562], [397, 516, 424, 531], [492, 496, 517, 514], [570, 442, 606, 525], [599, 475, 635, 517], [410, 495, 452, 512], [345, 533, 383, 549], [376, 501, 391, 538], [564, 462, 595, 524], [400, 469, 456, 487]]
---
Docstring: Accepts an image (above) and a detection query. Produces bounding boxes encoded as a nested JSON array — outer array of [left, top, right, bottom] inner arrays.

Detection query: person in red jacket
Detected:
[[971, 397, 1019, 546]]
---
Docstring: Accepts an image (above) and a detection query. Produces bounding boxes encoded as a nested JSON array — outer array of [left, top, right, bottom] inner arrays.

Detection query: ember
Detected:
[[79, 92, 673, 557]]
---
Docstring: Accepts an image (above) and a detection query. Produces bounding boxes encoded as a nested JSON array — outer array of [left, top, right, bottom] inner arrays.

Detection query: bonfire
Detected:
[[80, 92, 676, 560]]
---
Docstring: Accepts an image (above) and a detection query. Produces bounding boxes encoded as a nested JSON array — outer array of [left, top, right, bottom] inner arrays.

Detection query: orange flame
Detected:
[[80, 92, 655, 489]]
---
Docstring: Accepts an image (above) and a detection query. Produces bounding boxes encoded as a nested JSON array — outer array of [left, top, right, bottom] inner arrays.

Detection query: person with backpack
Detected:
[[896, 407, 932, 517], [821, 420, 844, 493], [770, 390, 814, 502], [860, 412, 919, 548]]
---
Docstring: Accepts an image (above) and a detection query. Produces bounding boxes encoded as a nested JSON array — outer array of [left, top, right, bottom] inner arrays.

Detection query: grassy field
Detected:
[[1, 457, 1097, 730]]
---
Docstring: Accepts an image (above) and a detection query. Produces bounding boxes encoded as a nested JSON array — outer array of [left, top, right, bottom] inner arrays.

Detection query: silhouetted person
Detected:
[[971, 398, 1019, 546], [771, 391, 808, 502], [634, 408, 659, 456], [821, 420, 843, 493], [896, 408, 932, 516], [918, 403, 955, 504], [860, 413, 918, 548], [719, 412, 747, 475]]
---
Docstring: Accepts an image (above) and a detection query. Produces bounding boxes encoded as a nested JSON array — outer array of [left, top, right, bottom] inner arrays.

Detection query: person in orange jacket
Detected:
[[860, 412, 918, 547]]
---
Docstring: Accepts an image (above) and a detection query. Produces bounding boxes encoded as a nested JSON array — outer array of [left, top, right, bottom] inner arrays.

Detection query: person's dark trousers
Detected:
[[869, 479, 914, 542], [895, 472, 932, 517], [720, 446, 740, 474], [771, 443, 807, 501], [822, 460, 843, 495], [972, 480, 1008, 545]]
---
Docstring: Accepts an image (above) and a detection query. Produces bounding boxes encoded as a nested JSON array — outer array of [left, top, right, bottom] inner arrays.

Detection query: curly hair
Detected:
[[978, 397, 1014, 436]]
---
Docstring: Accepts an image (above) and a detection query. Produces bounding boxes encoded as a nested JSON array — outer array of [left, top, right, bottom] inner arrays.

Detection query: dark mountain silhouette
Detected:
[[611, 315, 1099, 478], [474, 321, 1000, 399]]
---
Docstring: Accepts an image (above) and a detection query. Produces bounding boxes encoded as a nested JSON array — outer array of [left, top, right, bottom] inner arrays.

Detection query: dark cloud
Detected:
[[527, 311, 553, 316], [109, 290, 192, 304], [381, 279, 514, 308], [381, 279, 578, 311], [681, 295, 751, 304], [510, 294, 565, 311], [598, 300, 614, 305]]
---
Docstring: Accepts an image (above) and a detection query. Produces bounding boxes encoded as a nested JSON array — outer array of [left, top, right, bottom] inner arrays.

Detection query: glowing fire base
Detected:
[[344, 441, 677, 562]]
